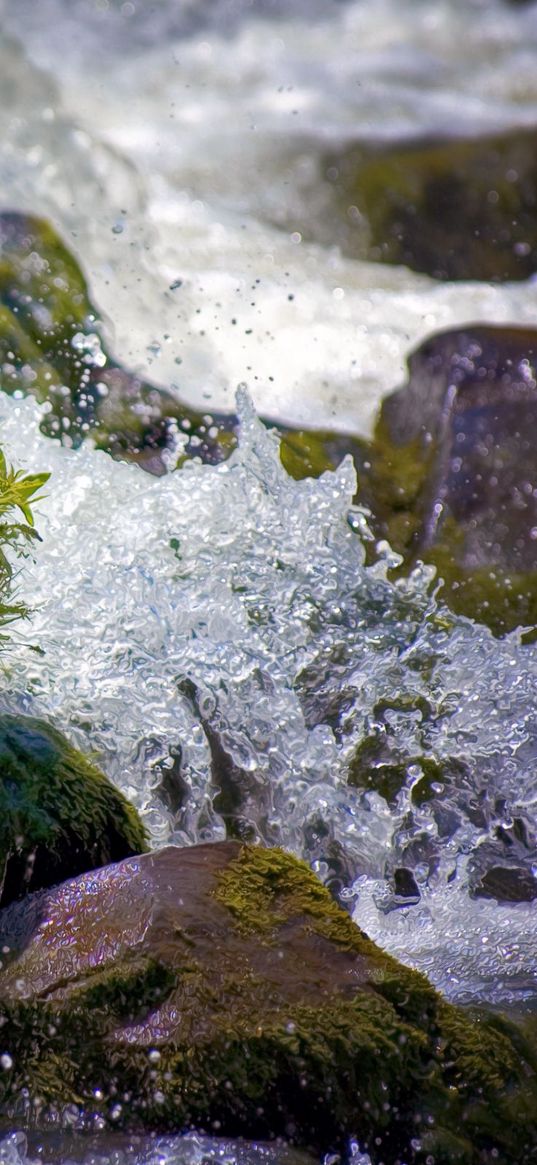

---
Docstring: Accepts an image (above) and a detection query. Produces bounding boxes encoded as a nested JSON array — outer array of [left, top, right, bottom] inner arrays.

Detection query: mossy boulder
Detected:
[[0, 841, 536, 1161], [355, 323, 537, 633], [323, 126, 537, 281], [0, 212, 237, 472], [0, 713, 147, 907]]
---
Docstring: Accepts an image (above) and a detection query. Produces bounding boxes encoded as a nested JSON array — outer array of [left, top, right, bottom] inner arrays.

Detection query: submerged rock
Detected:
[[468, 815, 537, 904], [0, 713, 147, 907], [357, 323, 537, 632], [0, 841, 536, 1162], [324, 126, 537, 281], [276, 424, 364, 483]]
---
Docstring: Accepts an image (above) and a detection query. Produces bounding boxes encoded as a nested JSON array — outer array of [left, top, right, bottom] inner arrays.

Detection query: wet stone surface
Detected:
[[0, 842, 536, 1162], [323, 126, 537, 282], [0, 213, 237, 473], [356, 323, 537, 634], [0, 211, 364, 485]]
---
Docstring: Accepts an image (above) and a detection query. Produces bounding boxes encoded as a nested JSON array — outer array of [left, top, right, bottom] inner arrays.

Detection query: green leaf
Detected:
[[0, 457, 49, 643]]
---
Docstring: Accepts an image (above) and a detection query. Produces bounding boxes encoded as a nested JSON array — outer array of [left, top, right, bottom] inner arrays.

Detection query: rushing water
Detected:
[[4, 0, 537, 431], [0, 1131, 319, 1165], [0, 386, 535, 1010], [1, 0, 537, 1160]]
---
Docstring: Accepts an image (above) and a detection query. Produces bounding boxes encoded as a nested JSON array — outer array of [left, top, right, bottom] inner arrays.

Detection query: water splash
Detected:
[[0, 389, 535, 1003], [0, 1132, 313, 1165]]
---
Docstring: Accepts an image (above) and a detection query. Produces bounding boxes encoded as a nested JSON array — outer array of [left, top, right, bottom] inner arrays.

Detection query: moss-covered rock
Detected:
[[0, 713, 147, 907], [0, 213, 237, 472], [0, 211, 366, 483], [323, 126, 537, 281], [0, 841, 535, 1161], [347, 695, 439, 802], [355, 323, 537, 633]]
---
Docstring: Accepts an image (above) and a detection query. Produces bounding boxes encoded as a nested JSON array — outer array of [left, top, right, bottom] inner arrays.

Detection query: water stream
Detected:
[[0, 1, 536, 1161]]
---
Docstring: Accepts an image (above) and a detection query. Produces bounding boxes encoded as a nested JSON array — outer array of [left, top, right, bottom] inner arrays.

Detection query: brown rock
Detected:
[[359, 323, 537, 631], [0, 842, 536, 1162], [324, 127, 537, 281]]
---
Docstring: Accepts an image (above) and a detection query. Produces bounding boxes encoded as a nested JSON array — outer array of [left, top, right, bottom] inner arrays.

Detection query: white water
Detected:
[[0, 388, 534, 1011], [0, 0, 536, 1154], [0, 1130, 316, 1165], [3, 1, 537, 431]]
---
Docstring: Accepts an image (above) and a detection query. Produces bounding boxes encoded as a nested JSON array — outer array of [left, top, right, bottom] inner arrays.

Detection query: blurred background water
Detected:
[[4, 0, 537, 430]]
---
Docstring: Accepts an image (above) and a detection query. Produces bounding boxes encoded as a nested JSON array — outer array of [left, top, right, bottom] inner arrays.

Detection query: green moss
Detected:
[[0, 942, 428, 1148], [66, 958, 178, 1024], [422, 535, 537, 638], [349, 744, 443, 808], [361, 438, 537, 633], [153, 992, 430, 1149], [429, 1002, 537, 1159], [0, 713, 148, 905], [345, 694, 450, 806], [354, 410, 436, 566], [438, 1002, 523, 1096], [0, 212, 239, 470], [0, 843, 536, 1158], [214, 844, 439, 1027], [0, 303, 63, 405], [325, 127, 537, 281], [277, 426, 367, 482], [368, 417, 434, 515], [213, 847, 537, 1153], [0, 213, 92, 387], [0, 958, 179, 1115], [0, 942, 433, 1148], [215, 841, 371, 944], [353, 381, 537, 635]]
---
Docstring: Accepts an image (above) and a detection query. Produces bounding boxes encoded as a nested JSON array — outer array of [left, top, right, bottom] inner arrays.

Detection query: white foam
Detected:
[[2, 0, 537, 431]]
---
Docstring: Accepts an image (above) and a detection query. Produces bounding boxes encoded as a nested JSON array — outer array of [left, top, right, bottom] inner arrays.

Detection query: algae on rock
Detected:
[[0, 713, 148, 907], [323, 126, 537, 281], [0, 212, 237, 473], [0, 212, 371, 486], [0, 841, 535, 1163], [354, 324, 537, 635]]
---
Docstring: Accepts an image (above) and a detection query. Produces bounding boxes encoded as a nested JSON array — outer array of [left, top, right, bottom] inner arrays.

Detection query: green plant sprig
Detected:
[[0, 450, 49, 635]]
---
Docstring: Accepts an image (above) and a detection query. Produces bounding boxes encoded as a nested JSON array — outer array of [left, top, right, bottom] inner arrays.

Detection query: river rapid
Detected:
[[0, 1, 537, 1162]]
